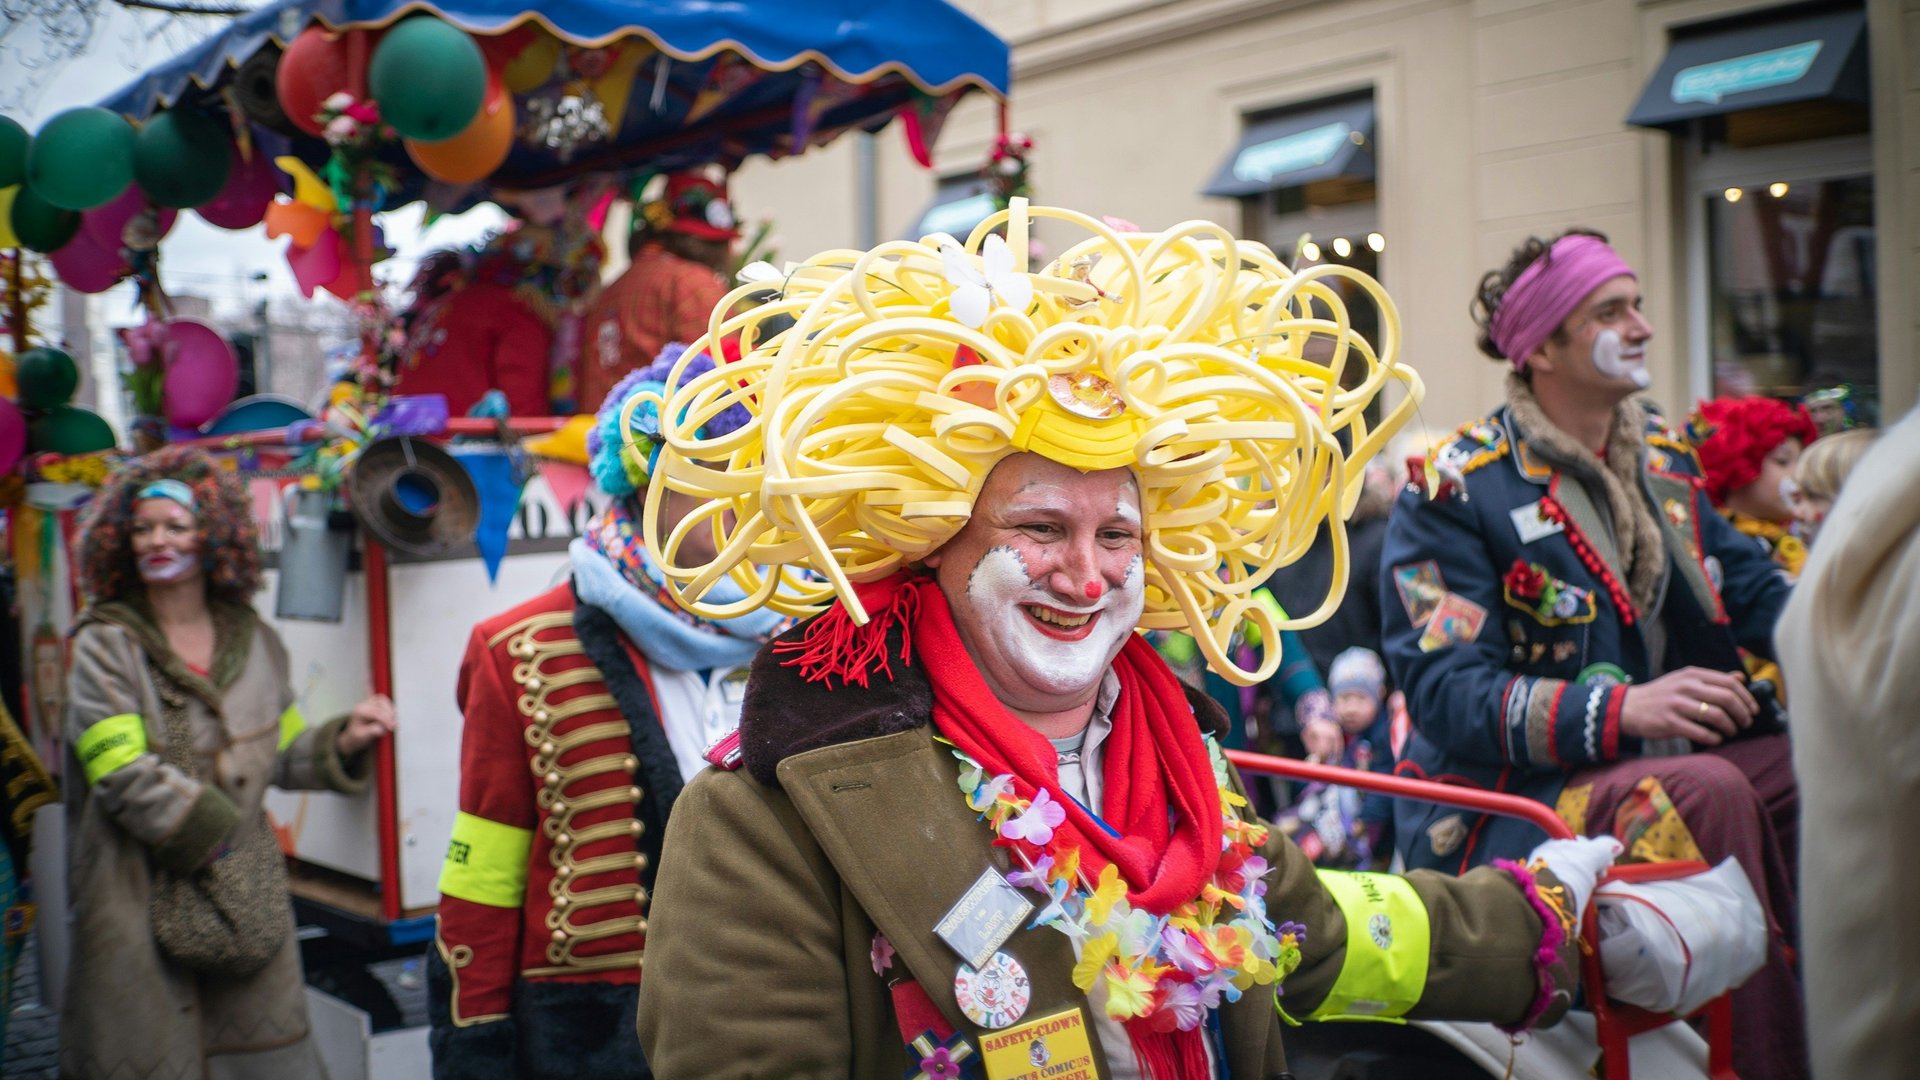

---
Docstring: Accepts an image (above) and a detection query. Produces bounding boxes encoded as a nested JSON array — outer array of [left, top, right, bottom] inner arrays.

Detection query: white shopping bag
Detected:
[[1594, 856, 1768, 1016]]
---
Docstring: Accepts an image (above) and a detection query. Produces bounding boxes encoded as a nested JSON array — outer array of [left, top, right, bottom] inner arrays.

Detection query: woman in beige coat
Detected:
[[61, 447, 395, 1079]]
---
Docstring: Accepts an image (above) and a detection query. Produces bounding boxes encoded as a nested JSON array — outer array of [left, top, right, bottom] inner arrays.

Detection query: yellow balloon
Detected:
[[0, 185, 18, 249], [0, 353, 17, 400], [502, 36, 560, 94], [276, 155, 337, 213]]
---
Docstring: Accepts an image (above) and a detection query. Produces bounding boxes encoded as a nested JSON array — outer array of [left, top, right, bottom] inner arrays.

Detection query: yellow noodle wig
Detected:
[[632, 198, 1421, 684]]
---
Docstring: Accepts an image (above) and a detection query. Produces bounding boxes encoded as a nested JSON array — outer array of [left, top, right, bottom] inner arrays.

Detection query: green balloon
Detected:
[[133, 109, 232, 208], [0, 116, 28, 189], [29, 405, 117, 456], [9, 185, 80, 253], [26, 108, 135, 211], [17, 347, 80, 409], [369, 18, 485, 142]]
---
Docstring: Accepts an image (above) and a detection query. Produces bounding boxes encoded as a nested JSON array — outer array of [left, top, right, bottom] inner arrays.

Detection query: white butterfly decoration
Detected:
[[735, 260, 783, 286], [939, 233, 1034, 329]]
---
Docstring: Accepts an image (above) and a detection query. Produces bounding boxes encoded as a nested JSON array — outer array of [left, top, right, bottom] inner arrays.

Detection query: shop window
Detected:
[[1706, 176, 1876, 414]]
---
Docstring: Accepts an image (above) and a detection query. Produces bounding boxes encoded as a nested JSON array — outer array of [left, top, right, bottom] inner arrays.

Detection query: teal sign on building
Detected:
[[1672, 39, 1822, 105], [1233, 122, 1352, 186]]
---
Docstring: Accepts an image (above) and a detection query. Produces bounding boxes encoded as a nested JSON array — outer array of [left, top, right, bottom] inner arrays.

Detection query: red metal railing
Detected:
[[1225, 749, 1737, 1080]]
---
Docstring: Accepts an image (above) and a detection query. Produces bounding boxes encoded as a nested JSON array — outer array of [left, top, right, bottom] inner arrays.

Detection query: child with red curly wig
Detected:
[[1692, 396, 1820, 577]]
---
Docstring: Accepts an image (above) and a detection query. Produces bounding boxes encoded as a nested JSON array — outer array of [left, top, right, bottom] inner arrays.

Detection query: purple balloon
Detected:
[[161, 318, 240, 427], [0, 398, 25, 474], [48, 231, 129, 294], [197, 146, 281, 230], [81, 185, 177, 252]]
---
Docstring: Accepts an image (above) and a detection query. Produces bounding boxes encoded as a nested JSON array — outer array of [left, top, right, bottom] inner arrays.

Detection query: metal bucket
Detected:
[[276, 488, 352, 622]]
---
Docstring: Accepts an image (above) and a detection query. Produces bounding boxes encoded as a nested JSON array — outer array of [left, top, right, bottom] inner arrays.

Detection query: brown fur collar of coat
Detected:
[[78, 596, 258, 712], [739, 617, 1230, 787], [1505, 374, 1666, 618]]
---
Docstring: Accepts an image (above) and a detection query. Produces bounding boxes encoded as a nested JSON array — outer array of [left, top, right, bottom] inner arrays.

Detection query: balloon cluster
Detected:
[[0, 103, 280, 296], [278, 19, 513, 188], [0, 346, 117, 467]]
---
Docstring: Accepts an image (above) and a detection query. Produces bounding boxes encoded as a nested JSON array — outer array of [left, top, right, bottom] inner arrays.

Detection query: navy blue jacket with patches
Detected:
[[1378, 398, 1790, 873]]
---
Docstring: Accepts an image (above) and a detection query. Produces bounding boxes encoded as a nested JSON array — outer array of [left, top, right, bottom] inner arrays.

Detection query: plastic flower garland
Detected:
[[635, 198, 1421, 684], [953, 735, 1306, 1030]]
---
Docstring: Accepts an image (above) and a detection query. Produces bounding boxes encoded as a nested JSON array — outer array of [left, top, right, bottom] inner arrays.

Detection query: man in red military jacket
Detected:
[[427, 349, 783, 1080]]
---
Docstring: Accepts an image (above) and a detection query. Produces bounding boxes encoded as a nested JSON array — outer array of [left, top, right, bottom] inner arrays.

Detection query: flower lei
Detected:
[[951, 734, 1304, 1032]]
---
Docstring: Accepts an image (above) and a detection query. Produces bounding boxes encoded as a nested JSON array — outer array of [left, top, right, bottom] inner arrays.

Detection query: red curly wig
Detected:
[[77, 446, 263, 606], [1691, 396, 1819, 507]]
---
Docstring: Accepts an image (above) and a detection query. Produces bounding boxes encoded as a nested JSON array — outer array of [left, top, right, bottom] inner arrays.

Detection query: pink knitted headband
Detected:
[[1489, 235, 1636, 370]]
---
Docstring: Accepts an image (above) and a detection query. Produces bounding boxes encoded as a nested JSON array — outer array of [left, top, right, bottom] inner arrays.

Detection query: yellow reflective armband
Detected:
[[438, 811, 534, 908], [1282, 870, 1431, 1024], [277, 704, 308, 752], [77, 714, 148, 785]]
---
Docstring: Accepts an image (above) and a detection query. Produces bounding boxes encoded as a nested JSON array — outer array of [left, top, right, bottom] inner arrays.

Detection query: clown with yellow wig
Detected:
[[632, 202, 1700, 1079]]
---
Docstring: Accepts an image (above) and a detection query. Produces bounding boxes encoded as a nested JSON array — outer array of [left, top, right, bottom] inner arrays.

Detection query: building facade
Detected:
[[731, 0, 1915, 430]]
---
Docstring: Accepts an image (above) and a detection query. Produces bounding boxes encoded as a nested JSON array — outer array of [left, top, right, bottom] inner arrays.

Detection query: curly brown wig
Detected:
[[77, 446, 263, 606]]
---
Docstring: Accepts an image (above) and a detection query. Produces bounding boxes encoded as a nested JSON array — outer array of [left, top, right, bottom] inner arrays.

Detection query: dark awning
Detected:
[[1626, 8, 1867, 129], [1202, 96, 1374, 199]]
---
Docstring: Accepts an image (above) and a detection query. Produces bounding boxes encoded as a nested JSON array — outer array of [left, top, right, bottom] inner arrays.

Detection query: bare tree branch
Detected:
[[113, 0, 245, 15]]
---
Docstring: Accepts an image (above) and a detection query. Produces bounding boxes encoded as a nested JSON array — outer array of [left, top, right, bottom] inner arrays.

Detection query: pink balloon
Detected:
[[197, 147, 281, 230], [49, 231, 130, 294], [81, 186, 177, 252], [0, 398, 25, 474], [287, 229, 342, 299], [161, 318, 240, 428]]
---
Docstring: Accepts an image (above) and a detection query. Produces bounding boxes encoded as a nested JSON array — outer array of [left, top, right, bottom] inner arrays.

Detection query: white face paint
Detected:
[[1591, 328, 1651, 389], [962, 546, 1146, 699], [137, 549, 199, 584]]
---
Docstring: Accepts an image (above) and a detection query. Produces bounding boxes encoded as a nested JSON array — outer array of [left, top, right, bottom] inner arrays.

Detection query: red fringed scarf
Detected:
[[780, 572, 1221, 1078]]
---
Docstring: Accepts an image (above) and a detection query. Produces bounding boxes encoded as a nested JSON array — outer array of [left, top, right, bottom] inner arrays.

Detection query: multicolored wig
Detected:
[[635, 199, 1421, 684], [77, 445, 262, 606], [1692, 396, 1819, 507]]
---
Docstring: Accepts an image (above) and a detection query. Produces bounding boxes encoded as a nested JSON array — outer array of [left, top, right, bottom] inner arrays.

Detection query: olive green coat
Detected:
[[61, 600, 369, 1080], [636, 641, 1576, 1079]]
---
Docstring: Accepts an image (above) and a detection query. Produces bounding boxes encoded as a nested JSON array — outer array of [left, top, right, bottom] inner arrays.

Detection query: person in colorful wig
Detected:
[[577, 170, 739, 412], [1691, 395, 1819, 578], [427, 345, 788, 1080], [62, 447, 395, 1080], [1381, 228, 1805, 1078], [629, 202, 1734, 1079]]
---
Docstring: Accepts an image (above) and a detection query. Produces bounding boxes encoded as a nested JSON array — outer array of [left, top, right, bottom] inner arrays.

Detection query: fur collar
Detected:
[[739, 618, 1229, 787], [79, 597, 258, 712], [1505, 374, 1666, 618]]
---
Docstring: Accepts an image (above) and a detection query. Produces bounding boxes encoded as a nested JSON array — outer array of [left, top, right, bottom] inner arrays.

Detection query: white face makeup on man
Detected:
[[131, 498, 205, 587], [925, 453, 1146, 725], [1534, 275, 1654, 397]]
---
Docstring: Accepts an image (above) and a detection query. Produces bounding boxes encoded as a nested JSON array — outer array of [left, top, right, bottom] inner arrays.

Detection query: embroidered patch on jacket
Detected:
[[1393, 560, 1446, 629], [1501, 560, 1598, 626], [1508, 501, 1565, 545], [1426, 813, 1468, 857], [1575, 662, 1631, 688], [1417, 592, 1488, 652]]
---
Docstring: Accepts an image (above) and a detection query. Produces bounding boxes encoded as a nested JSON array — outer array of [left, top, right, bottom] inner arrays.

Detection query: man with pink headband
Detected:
[[1380, 229, 1805, 1077]]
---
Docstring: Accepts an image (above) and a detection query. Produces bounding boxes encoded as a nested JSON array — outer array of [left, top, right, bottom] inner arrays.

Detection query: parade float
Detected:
[[3, 1, 1007, 1070]]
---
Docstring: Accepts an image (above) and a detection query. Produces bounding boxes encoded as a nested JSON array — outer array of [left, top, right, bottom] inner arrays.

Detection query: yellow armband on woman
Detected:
[[77, 714, 148, 785]]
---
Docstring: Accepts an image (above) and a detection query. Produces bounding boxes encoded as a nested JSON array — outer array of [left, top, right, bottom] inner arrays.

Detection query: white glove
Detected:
[[1522, 835, 1623, 936], [1594, 857, 1768, 1015]]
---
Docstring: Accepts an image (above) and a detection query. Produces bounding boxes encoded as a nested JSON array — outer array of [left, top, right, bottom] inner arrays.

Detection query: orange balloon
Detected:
[[405, 82, 515, 185], [264, 197, 329, 248]]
